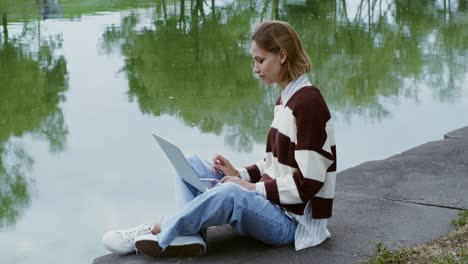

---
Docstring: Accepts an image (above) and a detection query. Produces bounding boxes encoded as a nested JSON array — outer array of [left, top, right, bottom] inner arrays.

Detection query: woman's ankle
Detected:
[[151, 223, 161, 234]]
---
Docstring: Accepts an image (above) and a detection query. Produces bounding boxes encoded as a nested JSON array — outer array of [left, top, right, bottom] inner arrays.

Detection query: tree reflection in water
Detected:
[[0, 11, 69, 227], [101, 0, 467, 151]]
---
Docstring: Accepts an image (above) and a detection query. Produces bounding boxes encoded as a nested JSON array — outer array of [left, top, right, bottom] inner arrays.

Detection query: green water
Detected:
[[0, 0, 467, 262]]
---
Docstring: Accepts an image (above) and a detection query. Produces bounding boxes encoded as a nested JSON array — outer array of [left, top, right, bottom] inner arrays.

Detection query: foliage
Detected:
[[452, 210, 468, 228], [369, 242, 415, 264]]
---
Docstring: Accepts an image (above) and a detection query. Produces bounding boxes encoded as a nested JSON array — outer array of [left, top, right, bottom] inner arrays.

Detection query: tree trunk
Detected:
[[2, 13, 7, 41]]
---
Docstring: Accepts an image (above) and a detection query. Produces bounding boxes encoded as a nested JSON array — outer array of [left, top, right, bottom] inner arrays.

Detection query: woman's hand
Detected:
[[212, 154, 240, 177], [220, 176, 256, 191]]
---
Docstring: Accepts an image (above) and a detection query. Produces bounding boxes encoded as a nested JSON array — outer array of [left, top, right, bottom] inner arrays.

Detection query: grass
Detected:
[[366, 210, 468, 264]]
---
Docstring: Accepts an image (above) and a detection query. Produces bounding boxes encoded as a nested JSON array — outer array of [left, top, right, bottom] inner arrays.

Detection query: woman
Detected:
[[102, 20, 337, 258]]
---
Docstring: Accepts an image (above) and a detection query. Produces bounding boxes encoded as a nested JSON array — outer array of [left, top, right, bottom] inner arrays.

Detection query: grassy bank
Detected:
[[367, 210, 468, 264]]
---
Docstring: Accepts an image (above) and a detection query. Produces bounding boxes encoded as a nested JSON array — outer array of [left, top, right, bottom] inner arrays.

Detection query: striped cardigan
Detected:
[[241, 85, 337, 219]]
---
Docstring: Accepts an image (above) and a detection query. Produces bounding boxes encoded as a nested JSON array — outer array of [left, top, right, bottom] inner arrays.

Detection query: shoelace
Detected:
[[119, 224, 151, 244]]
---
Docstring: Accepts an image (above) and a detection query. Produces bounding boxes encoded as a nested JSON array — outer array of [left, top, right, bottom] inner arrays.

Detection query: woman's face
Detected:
[[251, 41, 283, 86]]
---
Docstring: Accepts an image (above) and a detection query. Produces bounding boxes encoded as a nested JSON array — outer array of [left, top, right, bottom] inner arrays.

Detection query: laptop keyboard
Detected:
[[200, 179, 218, 189]]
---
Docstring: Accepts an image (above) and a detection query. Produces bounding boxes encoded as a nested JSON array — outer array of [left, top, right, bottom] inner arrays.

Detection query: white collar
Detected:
[[280, 74, 312, 106]]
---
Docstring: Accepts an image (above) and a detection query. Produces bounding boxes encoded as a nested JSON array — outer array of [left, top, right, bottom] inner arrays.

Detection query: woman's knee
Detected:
[[211, 182, 252, 203], [218, 182, 244, 194]]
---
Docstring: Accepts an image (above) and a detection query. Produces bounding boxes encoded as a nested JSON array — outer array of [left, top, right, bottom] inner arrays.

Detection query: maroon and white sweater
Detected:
[[238, 75, 337, 250]]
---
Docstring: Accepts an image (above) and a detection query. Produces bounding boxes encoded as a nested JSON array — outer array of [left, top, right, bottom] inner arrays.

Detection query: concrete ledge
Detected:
[[94, 192, 458, 264], [94, 126, 468, 264], [327, 192, 458, 256], [444, 125, 468, 139], [337, 138, 468, 209]]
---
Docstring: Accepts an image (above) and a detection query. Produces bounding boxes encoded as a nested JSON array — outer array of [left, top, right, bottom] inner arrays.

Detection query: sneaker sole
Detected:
[[135, 240, 205, 258]]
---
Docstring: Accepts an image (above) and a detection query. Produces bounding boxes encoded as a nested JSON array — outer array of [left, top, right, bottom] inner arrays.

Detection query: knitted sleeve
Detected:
[[237, 159, 266, 183]]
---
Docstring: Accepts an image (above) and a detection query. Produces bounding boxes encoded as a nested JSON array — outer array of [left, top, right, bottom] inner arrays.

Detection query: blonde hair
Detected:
[[252, 20, 311, 83]]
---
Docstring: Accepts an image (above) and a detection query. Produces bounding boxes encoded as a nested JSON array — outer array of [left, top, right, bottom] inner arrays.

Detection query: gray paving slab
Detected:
[[445, 125, 468, 139], [336, 138, 468, 209], [325, 192, 459, 257], [94, 127, 468, 264], [242, 246, 362, 264], [94, 191, 457, 264]]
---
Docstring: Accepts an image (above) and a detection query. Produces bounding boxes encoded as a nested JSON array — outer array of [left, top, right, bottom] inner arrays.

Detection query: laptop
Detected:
[[152, 133, 221, 192]]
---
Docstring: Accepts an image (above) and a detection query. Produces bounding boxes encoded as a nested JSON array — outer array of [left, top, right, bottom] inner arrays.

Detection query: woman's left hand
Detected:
[[220, 176, 256, 191]]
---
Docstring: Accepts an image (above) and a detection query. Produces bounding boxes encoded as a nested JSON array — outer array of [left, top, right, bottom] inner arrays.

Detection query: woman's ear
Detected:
[[279, 48, 288, 64]]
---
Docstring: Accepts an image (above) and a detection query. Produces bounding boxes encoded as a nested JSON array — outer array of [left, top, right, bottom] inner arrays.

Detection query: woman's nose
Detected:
[[253, 62, 260, 73]]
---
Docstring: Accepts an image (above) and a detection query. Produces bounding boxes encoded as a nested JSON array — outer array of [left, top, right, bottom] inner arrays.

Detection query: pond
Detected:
[[0, 0, 467, 262]]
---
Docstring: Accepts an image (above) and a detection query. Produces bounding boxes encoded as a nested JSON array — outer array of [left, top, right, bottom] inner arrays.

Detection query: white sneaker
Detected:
[[102, 224, 152, 255], [135, 233, 206, 258]]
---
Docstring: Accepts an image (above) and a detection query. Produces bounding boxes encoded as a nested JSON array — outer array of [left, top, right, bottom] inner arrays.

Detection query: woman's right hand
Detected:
[[212, 154, 240, 177]]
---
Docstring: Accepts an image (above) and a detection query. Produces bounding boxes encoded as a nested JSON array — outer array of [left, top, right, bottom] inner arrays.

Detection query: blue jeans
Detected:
[[157, 156, 297, 249]]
